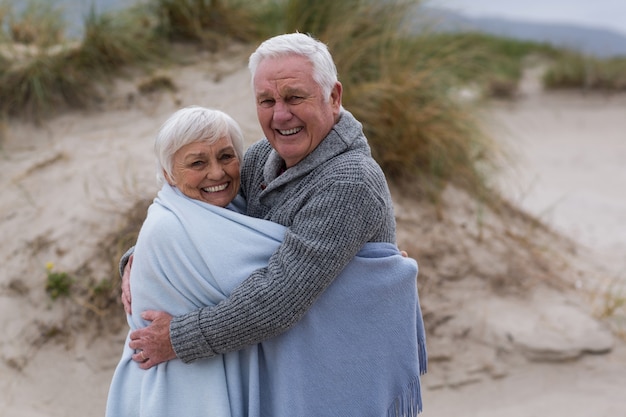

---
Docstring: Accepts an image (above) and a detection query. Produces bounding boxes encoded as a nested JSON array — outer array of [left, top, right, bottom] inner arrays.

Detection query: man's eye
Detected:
[[259, 99, 274, 108], [287, 96, 304, 104]]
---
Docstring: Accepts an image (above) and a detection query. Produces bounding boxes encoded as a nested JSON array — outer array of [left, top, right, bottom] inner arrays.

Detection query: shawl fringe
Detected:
[[419, 338, 428, 375], [387, 375, 423, 417]]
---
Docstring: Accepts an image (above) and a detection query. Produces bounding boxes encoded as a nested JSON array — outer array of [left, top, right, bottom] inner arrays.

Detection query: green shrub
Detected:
[[45, 263, 73, 300]]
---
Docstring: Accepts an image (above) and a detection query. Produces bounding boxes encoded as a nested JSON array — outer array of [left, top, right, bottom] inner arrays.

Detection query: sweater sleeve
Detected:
[[118, 246, 135, 278], [170, 180, 388, 362]]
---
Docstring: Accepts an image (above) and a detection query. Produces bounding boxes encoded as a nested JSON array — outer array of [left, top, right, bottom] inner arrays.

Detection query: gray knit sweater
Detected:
[[169, 109, 397, 362]]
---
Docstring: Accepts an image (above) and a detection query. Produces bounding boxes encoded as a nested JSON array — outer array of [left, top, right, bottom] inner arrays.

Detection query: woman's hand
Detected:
[[129, 310, 177, 369], [121, 254, 133, 314]]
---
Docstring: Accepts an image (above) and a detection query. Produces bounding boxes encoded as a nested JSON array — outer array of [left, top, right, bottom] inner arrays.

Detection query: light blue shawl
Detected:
[[106, 184, 426, 417]]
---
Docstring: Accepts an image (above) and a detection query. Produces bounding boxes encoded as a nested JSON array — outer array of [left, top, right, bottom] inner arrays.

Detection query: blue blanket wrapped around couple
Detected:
[[106, 184, 427, 417]]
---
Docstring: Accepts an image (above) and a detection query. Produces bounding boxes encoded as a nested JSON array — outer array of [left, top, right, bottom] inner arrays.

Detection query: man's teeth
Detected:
[[279, 127, 301, 135], [203, 183, 228, 193]]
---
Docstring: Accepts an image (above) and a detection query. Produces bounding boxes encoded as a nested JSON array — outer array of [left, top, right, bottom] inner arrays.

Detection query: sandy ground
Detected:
[[490, 67, 626, 278], [0, 48, 624, 416], [420, 70, 626, 417]]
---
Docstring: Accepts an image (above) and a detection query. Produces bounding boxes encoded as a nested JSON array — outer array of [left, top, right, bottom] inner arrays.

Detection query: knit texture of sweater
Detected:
[[170, 109, 397, 361]]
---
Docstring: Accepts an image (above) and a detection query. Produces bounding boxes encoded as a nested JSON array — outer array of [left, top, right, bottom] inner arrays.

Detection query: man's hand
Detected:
[[129, 310, 177, 369], [121, 254, 133, 314]]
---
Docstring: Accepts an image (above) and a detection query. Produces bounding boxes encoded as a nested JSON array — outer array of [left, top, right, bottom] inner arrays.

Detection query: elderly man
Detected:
[[122, 34, 425, 415]]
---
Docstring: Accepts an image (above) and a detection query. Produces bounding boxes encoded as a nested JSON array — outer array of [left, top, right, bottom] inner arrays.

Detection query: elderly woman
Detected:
[[106, 106, 267, 416], [107, 105, 425, 417]]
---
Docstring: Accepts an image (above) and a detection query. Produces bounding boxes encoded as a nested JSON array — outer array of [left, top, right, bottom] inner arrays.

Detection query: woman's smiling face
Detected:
[[166, 136, 241, 207]]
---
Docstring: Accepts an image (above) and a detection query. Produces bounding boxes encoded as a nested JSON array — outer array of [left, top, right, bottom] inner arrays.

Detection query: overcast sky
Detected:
[[430, 0, 626, 35]]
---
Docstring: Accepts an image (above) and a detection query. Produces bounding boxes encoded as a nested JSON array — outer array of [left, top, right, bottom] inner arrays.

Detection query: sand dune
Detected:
[[0, 48, 624, 416]]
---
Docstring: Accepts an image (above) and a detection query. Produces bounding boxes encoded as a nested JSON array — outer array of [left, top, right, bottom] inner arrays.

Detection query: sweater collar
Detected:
[[261, 109, 371, 188]]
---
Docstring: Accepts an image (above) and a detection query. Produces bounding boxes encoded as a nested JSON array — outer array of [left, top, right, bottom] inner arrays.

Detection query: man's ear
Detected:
[[330, 81, 343, 114]]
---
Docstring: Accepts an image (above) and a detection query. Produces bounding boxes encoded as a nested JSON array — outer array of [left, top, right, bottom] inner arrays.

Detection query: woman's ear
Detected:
[[163, 170, 175, 185]]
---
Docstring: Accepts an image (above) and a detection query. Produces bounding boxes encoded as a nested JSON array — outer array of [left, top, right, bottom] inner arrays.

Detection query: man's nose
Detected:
[[272, 100, 292, 121]]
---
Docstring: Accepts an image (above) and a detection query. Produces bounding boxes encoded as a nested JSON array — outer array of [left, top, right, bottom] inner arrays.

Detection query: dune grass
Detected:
[[543, 52, 626, 91], [0, 1, 76, 119], [271, 0, 499, 201], [148, 0, 261, 48], [69, 6, 164, 75], [3, 0, 622, 213], [0, 0, 65, 47], [0, 0, 548, 203], [424, 32, 561, 98], [0, 1, 165, 121]]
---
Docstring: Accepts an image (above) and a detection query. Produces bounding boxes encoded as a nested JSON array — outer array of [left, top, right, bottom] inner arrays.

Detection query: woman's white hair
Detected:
[[248, 32, 338, 101], [155, 106, 244, 186]]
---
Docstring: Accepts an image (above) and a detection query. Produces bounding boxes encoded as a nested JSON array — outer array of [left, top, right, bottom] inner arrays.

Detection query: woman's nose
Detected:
[[206, 163, 224, 179]]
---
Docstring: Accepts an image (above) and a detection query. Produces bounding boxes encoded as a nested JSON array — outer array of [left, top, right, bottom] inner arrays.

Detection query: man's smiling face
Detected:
[[253, 55, 342, 168]]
